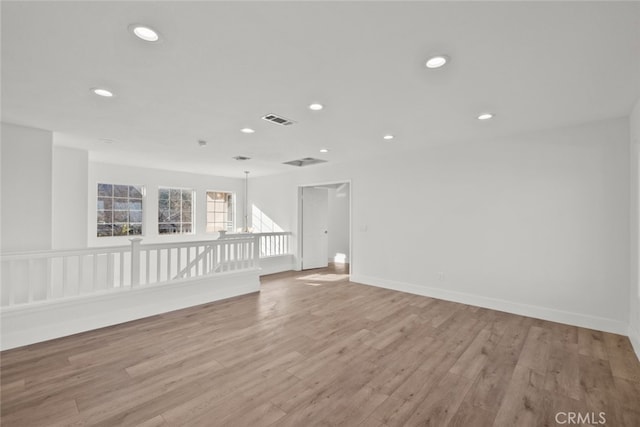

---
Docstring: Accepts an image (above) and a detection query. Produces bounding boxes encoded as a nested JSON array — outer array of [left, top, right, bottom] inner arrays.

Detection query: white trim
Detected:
[[297, 180, 352, 272], [350, 274, 628, 336], [296, 186, 303, 271], [157, 186, 196, 236], [0, 269, 260, 350], [204, 189, 236, 234], [629, 322, 640, 362]]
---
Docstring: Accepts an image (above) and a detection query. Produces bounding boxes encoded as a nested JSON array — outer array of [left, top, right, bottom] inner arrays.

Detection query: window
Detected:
[[206, 191, 234, 232], [158, 188, 194, 234], [97, 183, 143, 237]]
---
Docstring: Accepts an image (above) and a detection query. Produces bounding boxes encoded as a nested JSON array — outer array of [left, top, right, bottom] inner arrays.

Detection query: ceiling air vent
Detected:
[[262, 113, 295, 126], [283, 157, 327, 167], [233, 156, 251, 161]]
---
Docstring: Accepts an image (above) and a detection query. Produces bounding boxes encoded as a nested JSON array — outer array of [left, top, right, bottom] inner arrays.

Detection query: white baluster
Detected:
[[26, 259, 33, 303], [130, 238, 142, 287], [78, 255, 84, 294], [45, 258, 52, 300], [145, 249, 150, 285], [62, 256, 68, 297]]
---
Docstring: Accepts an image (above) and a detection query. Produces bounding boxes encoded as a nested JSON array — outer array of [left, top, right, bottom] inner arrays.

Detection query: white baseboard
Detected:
[[259, 255, 295, 276], [350, 274, 628, 336], [0, 270, 260, 351]]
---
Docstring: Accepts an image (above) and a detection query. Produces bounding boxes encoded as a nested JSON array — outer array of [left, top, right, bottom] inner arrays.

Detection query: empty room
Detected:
[[1, 1, 639, 426]]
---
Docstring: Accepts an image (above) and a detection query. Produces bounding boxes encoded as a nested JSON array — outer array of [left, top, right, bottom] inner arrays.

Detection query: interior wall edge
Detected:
[[629, 323, 640, 361]]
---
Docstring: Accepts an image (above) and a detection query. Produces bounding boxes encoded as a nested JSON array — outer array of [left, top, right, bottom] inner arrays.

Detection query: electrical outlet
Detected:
[[438, 272, 445, 281]]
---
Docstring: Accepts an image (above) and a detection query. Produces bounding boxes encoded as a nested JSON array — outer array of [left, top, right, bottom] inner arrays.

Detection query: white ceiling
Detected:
[[2, 1, 639, 178]]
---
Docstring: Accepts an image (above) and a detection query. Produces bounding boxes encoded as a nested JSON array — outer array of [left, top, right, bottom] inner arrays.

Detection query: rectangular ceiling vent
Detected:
[[262, 113, 295, 126], [283, 157, 327, 167]]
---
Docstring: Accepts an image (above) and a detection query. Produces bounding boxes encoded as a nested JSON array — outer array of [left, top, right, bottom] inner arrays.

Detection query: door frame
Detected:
[[297, 180, 352, 272]]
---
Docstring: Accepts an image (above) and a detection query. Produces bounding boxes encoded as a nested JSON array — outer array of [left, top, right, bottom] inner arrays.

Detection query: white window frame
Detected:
[[158, 187, 195, 235], [96, 183, 145, 238], [205, 190, 235, 233]]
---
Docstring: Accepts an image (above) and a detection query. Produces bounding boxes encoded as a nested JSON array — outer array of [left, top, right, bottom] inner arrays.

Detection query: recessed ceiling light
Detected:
[[92, 88, 114, 97], [425, 55, 448, 69], [383, 134, 394, 140], [130, 25, 160, 42], [99, 138, 115, 144], [240, 128, 255, 134], [320, 148, 329, 153], [309, 103, 324, 111], [477, 113, 494, 120]]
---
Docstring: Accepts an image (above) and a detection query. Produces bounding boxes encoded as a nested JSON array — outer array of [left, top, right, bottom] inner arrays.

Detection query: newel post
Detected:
[[130, 237, 143, 286]]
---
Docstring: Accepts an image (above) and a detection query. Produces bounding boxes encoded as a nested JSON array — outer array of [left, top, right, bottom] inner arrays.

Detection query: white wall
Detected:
[[328, 184, 350, 263], [52, 146, 88, 249], [250, 170, 354, 270], [88, 162, 245, 247], [2, 116, 633, 341], [251, 117, 631, 334], [1, 123, 53, 252], [629, 99, 640, 357]]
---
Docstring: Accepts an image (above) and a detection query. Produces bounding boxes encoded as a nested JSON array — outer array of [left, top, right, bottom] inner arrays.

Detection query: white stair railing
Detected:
[[1, 245, 132, 306], [259, 232, 291, 257], [219, 231, 292, 258], [0, 235, 261, 308]]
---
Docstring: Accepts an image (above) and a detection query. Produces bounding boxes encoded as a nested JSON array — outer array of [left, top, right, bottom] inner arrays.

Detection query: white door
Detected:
[[301, 187, 329, 270]]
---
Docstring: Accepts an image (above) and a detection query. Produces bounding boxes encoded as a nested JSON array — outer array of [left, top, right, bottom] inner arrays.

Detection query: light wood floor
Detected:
[[1, 265, 639, 426]]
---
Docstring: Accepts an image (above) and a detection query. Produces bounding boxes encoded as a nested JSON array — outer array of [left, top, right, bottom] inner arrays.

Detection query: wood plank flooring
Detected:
[[1, 265, 639, 426]]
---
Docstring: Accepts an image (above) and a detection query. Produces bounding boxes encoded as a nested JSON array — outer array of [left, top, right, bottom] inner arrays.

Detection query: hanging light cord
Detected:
[[244, 171, 249, 232]]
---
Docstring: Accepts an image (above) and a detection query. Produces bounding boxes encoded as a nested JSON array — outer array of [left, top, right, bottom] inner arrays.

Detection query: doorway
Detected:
[[299, 181, 351, 273]]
